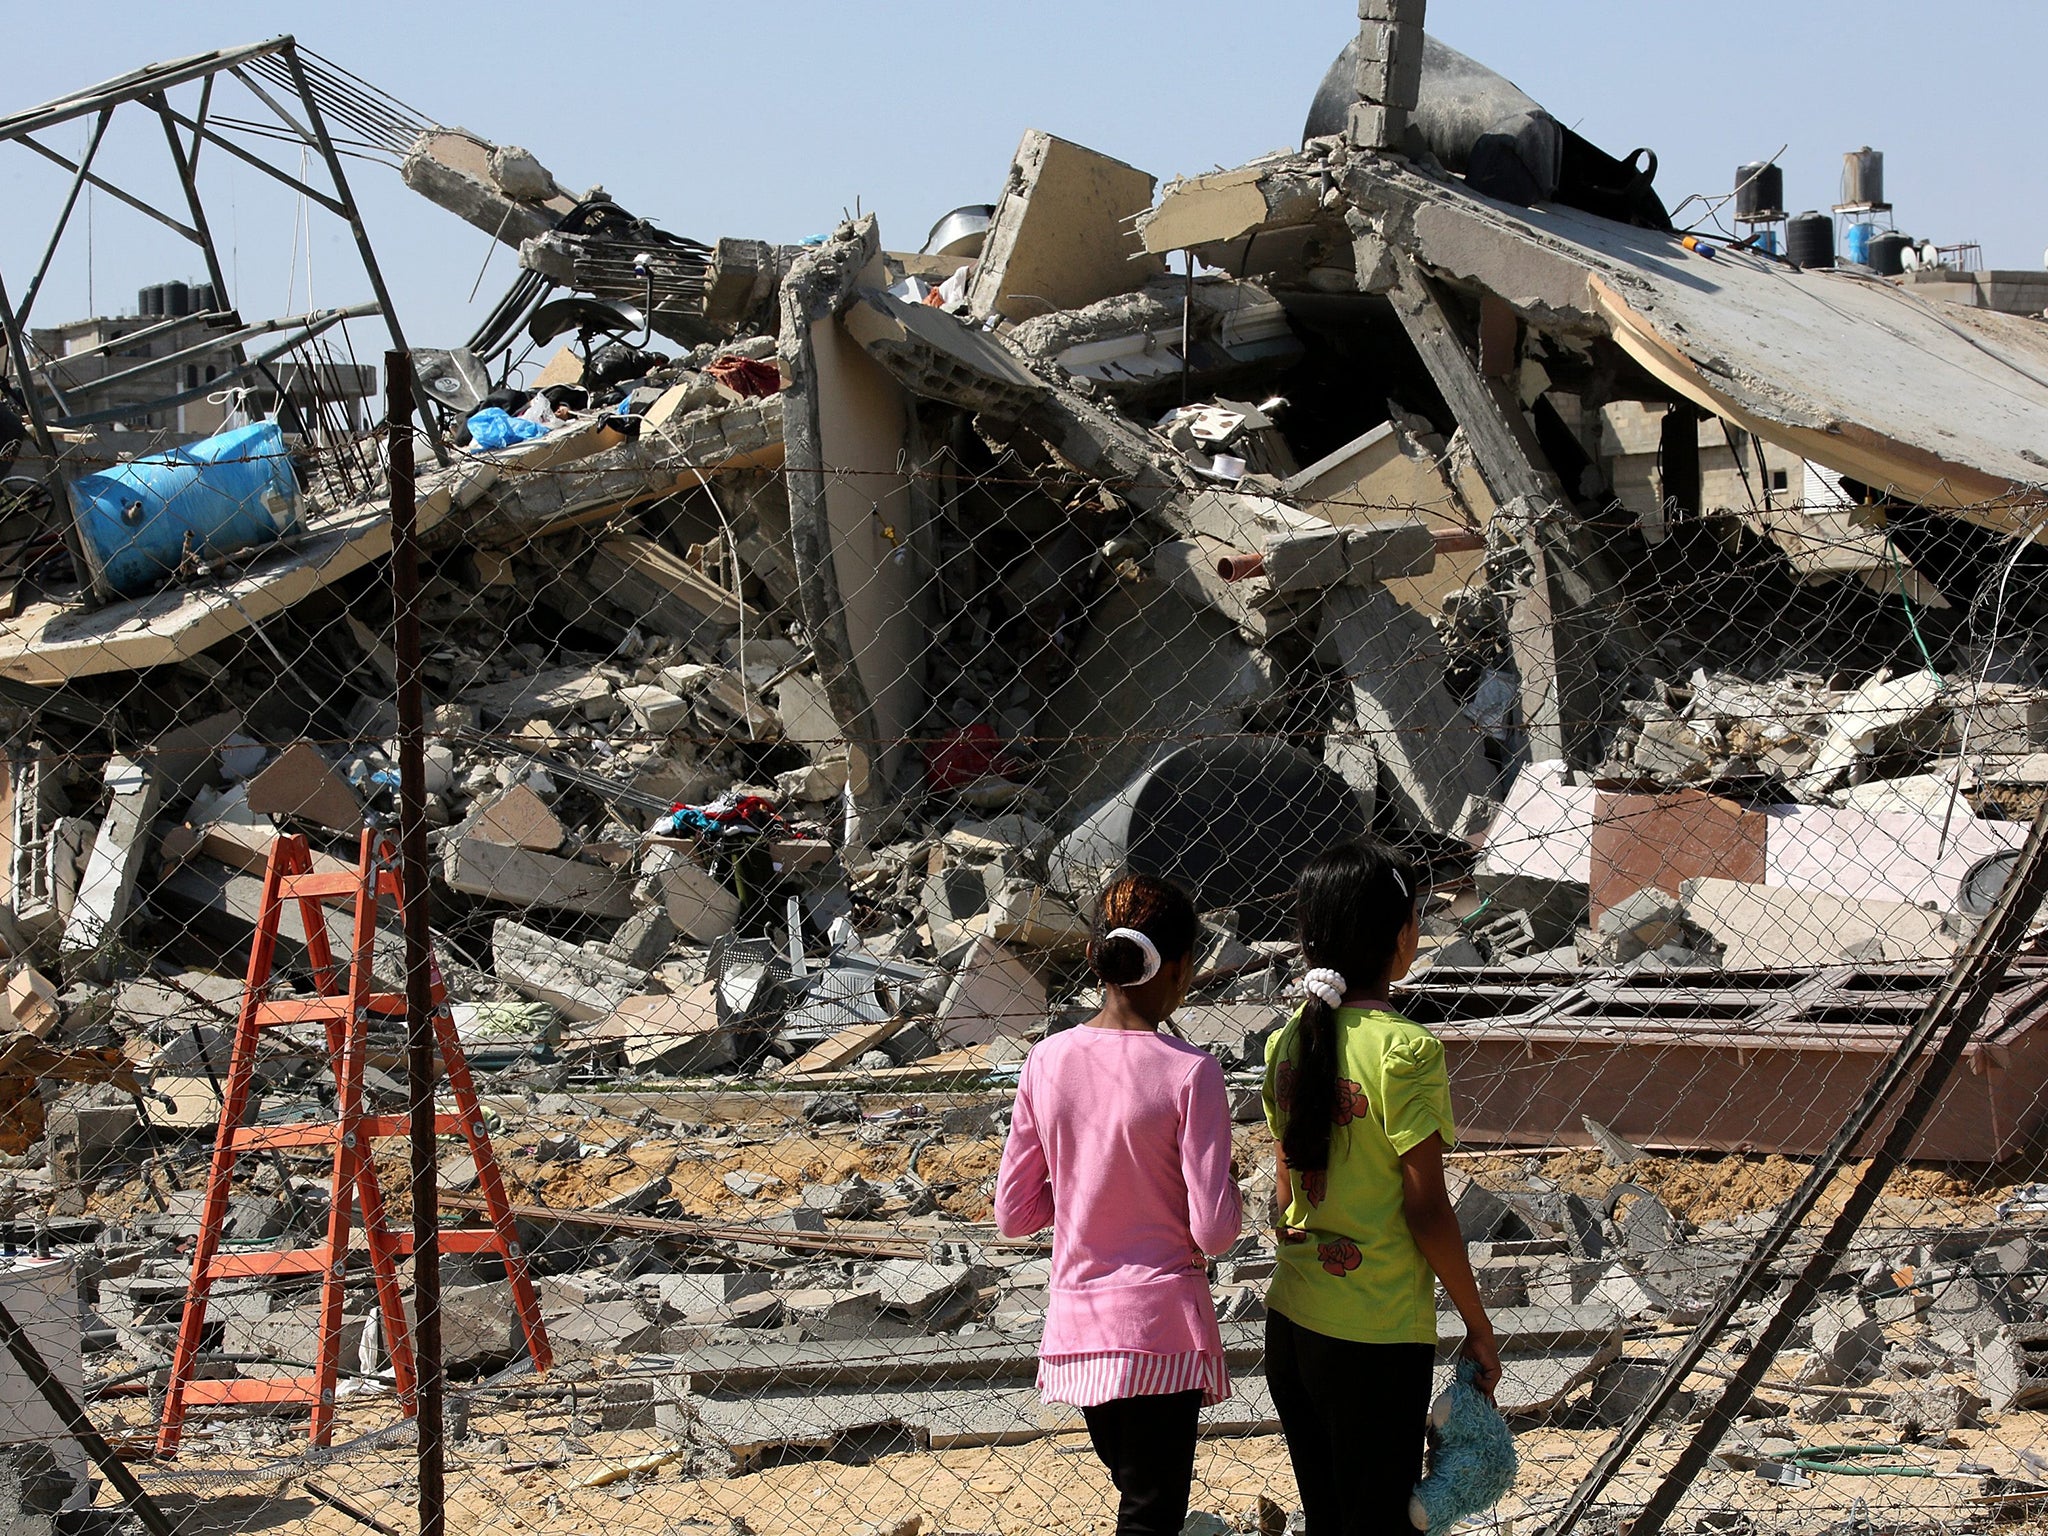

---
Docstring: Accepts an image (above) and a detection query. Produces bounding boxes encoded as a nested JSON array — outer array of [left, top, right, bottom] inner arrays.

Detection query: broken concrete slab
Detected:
[[1588, 790, 1767, 925], [461, 665, 619, 726], [1975, 1325, 2048, 1413], [491, 919, 651, 1021], [966, 131, 1167, 324], [544, 1299, 662, 1361], [245, 742, 362, 834], [842, 289, 1045, 416], [602, 988, 734, 1074], [639, 845, 739, 942], [1680, 877, 1956, 969], [1317, 583, 1490, 834], [470, 784, 566, 853], [59, 756, 163, 979], [587, 534, 757, 647], [441, 835, 634, 919], [400, 127, 577, 248], [932, 938, 1047, 1050]]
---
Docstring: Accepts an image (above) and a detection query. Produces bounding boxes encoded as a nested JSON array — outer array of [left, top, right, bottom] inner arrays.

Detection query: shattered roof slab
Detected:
[[1348, 159, 2048, 531]]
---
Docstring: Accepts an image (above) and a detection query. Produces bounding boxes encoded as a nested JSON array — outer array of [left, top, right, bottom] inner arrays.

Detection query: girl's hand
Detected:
[[1459, 1324, 1502, 1402]]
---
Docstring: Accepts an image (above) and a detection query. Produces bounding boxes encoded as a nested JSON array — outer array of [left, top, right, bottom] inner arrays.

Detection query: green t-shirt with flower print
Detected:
[[1261, 1005, 1457, 1345]]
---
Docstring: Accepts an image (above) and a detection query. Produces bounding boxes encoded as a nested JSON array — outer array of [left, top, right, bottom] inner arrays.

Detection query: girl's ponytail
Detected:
[[1284, 990, 1341, 1173], [1282, 842, 1419, 1173]]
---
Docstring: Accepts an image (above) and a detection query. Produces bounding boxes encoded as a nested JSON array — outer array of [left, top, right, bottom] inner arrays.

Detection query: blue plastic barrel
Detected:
[[69, 421, 304, 598], [1844, 222, 1876, 266]]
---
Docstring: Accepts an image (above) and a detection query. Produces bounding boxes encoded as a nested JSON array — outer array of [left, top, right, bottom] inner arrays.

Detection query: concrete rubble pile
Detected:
[[0, 8, 2046, 1519]]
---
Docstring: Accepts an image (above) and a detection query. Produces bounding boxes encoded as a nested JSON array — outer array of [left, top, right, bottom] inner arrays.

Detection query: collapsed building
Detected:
[[0, 12, 2044, 1531]]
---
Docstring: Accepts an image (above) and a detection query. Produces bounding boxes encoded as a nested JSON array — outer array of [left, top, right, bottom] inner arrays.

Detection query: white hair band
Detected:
[[1103, 927, 1162, 984], [1302, 968, 1347, 1008], [1389, 869, 1409, 898]]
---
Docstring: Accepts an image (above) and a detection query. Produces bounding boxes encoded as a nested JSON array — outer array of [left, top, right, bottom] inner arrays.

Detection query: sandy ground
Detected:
[[115, 1410, 2048, 1536], [76, 1108, 2048, 1534]]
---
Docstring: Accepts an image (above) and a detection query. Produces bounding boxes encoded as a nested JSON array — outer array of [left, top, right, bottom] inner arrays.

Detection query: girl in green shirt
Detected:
[[1262, 841, 1500, 1535]]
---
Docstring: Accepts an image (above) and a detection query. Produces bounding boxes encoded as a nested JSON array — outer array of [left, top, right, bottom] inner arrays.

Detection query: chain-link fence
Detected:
[[3, 29, 2048, 1536]]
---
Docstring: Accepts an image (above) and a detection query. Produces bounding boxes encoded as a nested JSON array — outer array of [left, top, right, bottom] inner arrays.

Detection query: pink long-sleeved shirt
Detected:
[[994, 1024, 1243, 1358]]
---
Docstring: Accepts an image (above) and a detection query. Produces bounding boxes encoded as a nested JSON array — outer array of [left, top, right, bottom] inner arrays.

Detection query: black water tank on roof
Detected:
[[140, 285, 165, 317], [1786, 211, 1834, 269], [192, 282, 217, 313], [1870, 232, 1911, 277], [1735, 161, 1784, 221], [163, 281, 191, 317]]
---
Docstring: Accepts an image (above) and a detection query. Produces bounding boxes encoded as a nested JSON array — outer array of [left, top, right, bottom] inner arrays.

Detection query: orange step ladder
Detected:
[[157, 828, 550, 1455]]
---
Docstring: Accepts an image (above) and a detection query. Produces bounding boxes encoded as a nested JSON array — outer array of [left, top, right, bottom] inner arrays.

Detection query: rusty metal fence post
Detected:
[[387, 349, 445, 1536]]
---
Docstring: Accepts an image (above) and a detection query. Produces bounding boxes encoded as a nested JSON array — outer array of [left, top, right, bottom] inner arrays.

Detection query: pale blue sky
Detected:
[[5, 1, 2043, 354]]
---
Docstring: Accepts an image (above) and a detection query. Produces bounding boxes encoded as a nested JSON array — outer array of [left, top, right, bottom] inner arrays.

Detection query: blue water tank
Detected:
[[69, 421, 303, 598], [1752, 229, 1780, 257], [1845, 222, 1877, 266]]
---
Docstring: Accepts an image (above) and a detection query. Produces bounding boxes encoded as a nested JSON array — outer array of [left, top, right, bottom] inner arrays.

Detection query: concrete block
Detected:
[[1808, 1299, 1887, 1386], [641, 846, 739, 942], [461, 665, 619, 725], [1591, 1265, 1672, 1320], [781, 1286, 883, 1340], [619, 683, 691, 735], [223, 1196, 290, 1242], [1347, 101, 1409, 151], [646, 1272, 773, 1318], [1522, 1257, 1598, 1312], [1597, 887, 1689, 950], [5, 969, 59, 1039], [1679, 878, 1954, 969], [249, 1304, 369, 1373], [873, 1261, 983, 1329], [1926, 1274, 2011, 1355], [1975, 1325, 2048, 1412], [60, 756, 164, 977], [1353, 22, 1425, 110], [1446, 1171, 1528, 1244], [1590, 1358, 1693, 1428], [607, 906, 678, 969], [1887, 1382, 1984, 1443], [599, 1377, 659, 1431], [933, 938, 1046, 1049], [46, 1099, 135, 1183], [438, 1281, 523, 1373], [470, 784, 566, 853]]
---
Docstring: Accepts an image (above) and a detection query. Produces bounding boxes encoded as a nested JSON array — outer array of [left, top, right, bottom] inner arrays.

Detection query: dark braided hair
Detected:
[[1282, 841, 1420, 1174], [1089, 872, 1199, 988]]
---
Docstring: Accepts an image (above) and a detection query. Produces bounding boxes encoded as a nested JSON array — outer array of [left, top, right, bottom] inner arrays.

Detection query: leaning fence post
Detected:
[[0, 1293, 172, 1536]]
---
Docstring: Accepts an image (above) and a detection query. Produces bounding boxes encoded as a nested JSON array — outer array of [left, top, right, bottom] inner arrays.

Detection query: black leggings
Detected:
[[1081, 1389, 1205, 1536], [1266, 1310, 1436, 1536]]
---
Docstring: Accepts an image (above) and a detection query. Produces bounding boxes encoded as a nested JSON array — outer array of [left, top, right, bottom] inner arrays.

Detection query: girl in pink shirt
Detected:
[[995, 873, 1244, 1536]]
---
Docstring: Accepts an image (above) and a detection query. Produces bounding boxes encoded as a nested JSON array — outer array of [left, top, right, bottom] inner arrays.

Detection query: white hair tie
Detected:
[[1301, 968, 1347, 1008], [1102, 927, 1162, 984]]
